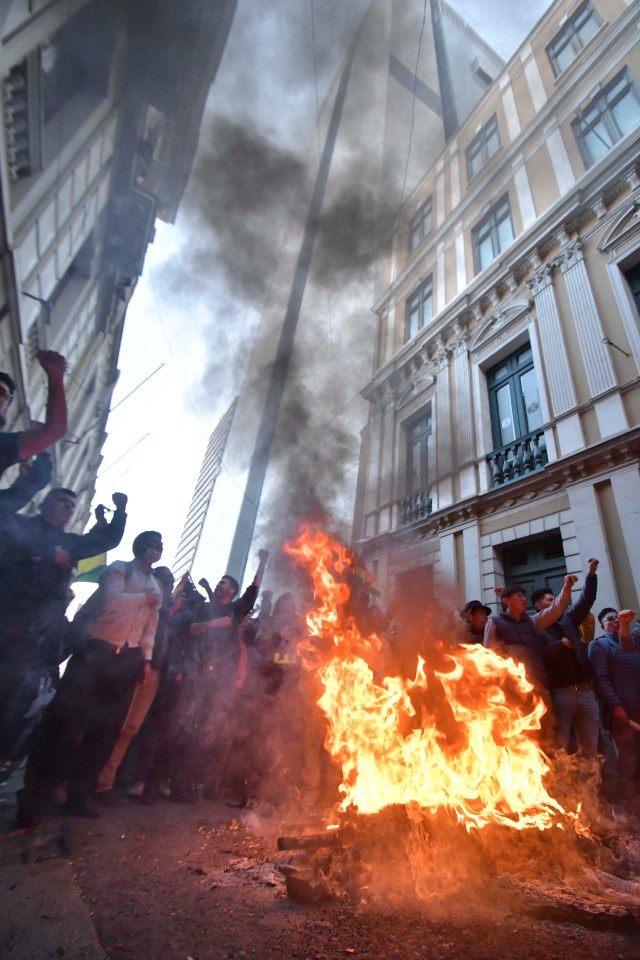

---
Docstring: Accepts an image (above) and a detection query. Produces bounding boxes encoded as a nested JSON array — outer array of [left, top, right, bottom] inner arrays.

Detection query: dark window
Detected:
[[572, 69, 640, 168], [466, 114, 500, 180], [409, 197, 432, 252], [624, 262, 640, 316], [41, 3, 114, 124], [487, 344, 542, 450], [405, 276, 433, 341], [501, 532, 567, 604], [547, 2, 601, 76], [472, 194, 514, 273], [406, 409, 432, 495]]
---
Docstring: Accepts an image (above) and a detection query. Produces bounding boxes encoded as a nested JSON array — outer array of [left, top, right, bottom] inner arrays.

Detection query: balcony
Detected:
[[487, 429, 548, 486], [399, 489, 432, 525]]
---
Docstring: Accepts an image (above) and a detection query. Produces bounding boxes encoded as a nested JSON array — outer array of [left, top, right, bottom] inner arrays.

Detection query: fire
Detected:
[[284, 526, 575, 832]]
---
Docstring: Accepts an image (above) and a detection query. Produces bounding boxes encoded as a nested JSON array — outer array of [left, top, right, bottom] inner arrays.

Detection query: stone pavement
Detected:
[[0, 771, 105, 960]]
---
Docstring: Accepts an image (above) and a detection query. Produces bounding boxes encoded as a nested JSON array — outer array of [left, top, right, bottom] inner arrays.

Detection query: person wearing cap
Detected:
[[0, 351, 67, 481], [456, 600, 492, 644]]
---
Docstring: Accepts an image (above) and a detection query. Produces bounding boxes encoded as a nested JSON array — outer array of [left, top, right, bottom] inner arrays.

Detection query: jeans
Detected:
[[552, 686, 600, 756]]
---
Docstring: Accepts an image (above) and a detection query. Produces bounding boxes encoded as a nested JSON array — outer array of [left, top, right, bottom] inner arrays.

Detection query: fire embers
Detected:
[[284, 526, 573, 833]]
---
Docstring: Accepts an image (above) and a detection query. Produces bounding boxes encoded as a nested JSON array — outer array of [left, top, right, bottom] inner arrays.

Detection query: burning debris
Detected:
[[275, 527, 640, 921]]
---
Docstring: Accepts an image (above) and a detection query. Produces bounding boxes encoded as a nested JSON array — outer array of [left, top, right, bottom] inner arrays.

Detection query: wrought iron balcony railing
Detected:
[[399, 489, 432, 525], [486, 429, 548, 486]]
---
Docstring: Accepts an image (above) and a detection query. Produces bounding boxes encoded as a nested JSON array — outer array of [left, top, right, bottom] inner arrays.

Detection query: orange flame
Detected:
[[284, 526, 575, 832]]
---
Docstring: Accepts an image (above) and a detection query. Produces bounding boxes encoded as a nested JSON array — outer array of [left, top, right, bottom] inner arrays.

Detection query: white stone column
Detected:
[[528, 260, 577, 416], [463, 523, 482, 601], [452, 329, 473, 465], [606, 261, 640, 370], [378, 387, 396, 533], [434, 341, 452, 507], [610, 465, 640, 606], [567, 481, 618, 606], [559, 239, 617, 396]]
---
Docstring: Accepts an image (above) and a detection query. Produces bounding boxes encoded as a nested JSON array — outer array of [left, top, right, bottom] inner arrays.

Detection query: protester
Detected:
[[456, 600, 492, 645], [0, 351, 67, 479], [94, 566, 175, 799], [0, 489, 128, 765], [483, 576, 578, 689], [15, 530, 163, 828], [534, 559, 600, 757], [589, 607, 639, 814], [171, 550, 269, 804]]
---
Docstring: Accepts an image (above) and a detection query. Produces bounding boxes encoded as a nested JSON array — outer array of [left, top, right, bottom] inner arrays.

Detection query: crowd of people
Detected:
[[1, 352, 640, 833]]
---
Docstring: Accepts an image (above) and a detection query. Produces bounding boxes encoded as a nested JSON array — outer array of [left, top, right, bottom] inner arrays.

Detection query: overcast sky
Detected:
[[91, 0, 552, 577]]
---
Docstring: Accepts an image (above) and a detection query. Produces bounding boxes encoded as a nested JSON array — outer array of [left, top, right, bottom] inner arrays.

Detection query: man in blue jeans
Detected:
[[533, 559, 600, 757], [589, 606, 639, 812]]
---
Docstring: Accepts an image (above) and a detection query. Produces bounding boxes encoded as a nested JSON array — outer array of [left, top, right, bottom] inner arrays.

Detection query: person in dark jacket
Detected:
[[0, 489, 128, 762], [182, 550, 269, 803], [456, 600, 492, 645], [484, 575, 577, 688], [589, 607, 639, 809], [534, 559, 600, 756]]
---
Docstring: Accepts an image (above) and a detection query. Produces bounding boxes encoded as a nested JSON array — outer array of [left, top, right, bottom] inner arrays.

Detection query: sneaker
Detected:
[[63, 796, 102, 819]]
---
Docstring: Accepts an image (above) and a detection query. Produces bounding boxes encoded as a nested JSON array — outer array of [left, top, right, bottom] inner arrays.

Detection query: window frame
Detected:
[[546, 2, 601, 77], [487, 344, 542, 451], [471, 194, 514, 274], [405, 275, 433, 342], [408, 197, 433, 253], [466, 114, 500, 181], [406, 408, 433, 496], [572, 69, 640, 169]]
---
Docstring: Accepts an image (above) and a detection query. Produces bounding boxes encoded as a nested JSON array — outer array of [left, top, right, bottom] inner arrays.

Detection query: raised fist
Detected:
[[112, 492, 128, 512]]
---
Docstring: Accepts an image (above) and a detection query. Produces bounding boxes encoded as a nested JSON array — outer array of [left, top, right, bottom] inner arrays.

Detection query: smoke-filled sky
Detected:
[[91, 0, 552, 579]]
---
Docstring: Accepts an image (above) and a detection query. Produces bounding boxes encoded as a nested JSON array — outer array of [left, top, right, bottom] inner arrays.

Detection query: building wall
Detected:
[[356, 0, 640, 616], [0, 0, 236, 529]]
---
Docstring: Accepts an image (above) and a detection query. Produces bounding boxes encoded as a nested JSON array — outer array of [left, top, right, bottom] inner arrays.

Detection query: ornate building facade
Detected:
[[354, 0, 640, 612], [0, 0, 236, 527]]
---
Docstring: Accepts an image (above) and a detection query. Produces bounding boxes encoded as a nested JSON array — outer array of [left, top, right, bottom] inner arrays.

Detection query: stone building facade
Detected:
[[354, 0, 640, 614], [0, 0, 235, 527]]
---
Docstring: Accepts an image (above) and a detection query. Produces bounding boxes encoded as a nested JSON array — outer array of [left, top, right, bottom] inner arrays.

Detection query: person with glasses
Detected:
[[484, 575, 578, 689], [589, 606, 639, 815]]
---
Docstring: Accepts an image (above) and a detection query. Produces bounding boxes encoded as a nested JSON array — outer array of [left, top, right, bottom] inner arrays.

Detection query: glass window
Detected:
[[573, 69, 640, 168], [466, 115, 500, 180], [405, 276, 433, 342], [487, 345, 542, 450], [409, 198, 432, 252], [472, 195, 514, 273], [407, 410, 432, 494], [547, 3, 601, 77]]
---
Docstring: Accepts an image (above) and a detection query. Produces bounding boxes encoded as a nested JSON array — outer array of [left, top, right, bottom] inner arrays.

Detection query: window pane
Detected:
[[486, 125, 500, 157], [408, 439, 422, 492], [496, 384, 515, 446], [611, 91, 640, 137], [519, 369, 542, 433], [583, 124, 613, 162], [477, 234, 493, 270], [553, 42, 575, 73], [496, 214, 514, 252], [576, 14, 598, 46]]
